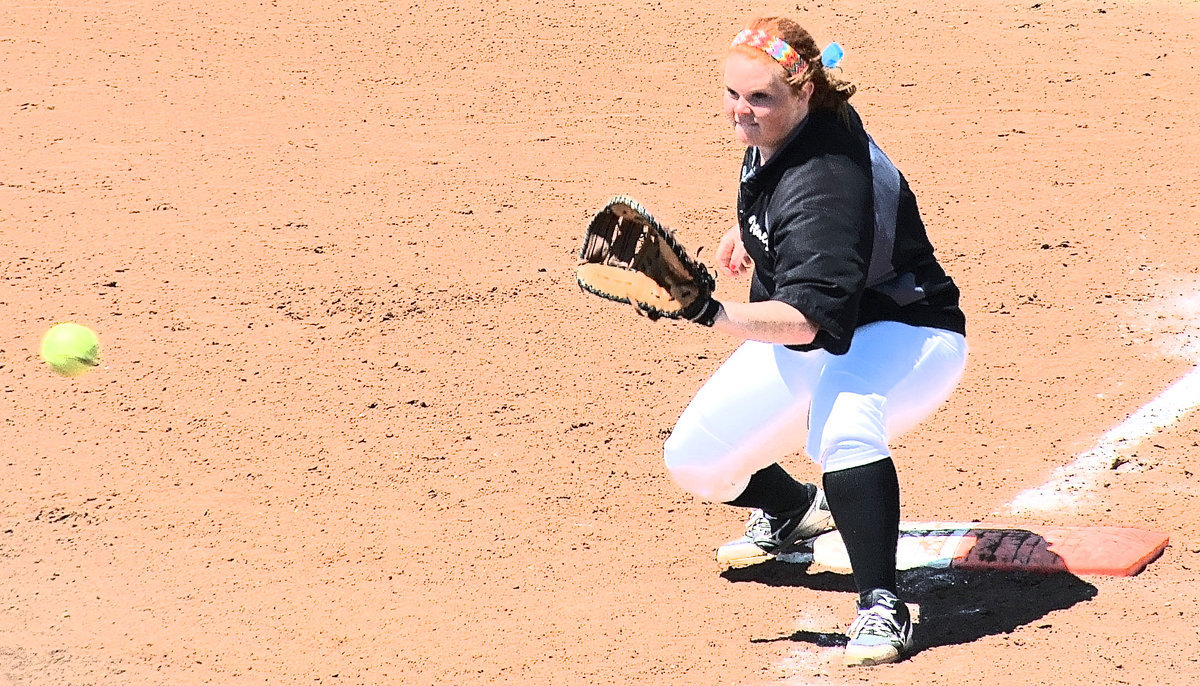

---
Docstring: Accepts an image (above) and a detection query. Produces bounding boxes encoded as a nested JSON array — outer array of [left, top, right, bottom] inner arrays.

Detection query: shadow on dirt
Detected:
[[724, 563, 1098, 653]]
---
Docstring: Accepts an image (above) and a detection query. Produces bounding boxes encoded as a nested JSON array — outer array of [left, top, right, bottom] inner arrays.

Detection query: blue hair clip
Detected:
[[821, 42, 844, 69]]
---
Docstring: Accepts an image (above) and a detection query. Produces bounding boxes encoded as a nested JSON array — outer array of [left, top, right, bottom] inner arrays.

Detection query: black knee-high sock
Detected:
[[822, 459, 901, 599], [725, 463, 816, 516]]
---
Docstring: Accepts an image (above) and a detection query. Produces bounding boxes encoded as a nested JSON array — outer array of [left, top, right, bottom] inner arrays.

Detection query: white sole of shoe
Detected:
[[715, 541, 773, 568], [843, 644, 904, 667]]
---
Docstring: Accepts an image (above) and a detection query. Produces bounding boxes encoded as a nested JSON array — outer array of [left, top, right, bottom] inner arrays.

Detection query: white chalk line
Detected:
[[1009, 279, 1200, 514], [1008, 364, 1200, 514]]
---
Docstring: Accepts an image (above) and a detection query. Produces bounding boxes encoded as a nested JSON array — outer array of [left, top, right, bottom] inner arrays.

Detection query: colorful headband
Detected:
[[730, 29, 805, 76]]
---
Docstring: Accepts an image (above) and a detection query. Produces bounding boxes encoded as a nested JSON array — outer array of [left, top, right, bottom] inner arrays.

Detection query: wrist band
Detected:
[[690, 299, 723, 327]]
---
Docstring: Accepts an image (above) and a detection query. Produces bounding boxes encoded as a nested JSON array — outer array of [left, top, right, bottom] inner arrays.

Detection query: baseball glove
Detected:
[[576, 196, 720, 325]]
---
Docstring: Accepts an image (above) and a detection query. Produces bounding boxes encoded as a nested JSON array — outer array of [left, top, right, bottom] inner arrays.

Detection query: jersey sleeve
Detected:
[[767, 156, 873, 351]]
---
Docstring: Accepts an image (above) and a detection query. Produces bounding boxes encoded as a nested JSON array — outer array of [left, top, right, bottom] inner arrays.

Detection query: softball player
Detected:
[[662, 17, 968, 666]]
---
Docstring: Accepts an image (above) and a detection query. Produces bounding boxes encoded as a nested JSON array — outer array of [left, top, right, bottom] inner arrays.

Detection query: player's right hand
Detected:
[[715, 224, 753, 277]]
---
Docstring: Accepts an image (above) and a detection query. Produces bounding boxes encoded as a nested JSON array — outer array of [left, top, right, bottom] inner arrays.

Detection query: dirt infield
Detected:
[[3, 1, 1200, 684]]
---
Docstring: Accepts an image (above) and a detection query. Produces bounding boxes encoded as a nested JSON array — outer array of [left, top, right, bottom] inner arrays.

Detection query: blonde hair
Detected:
[[730, 17, 856, 115]]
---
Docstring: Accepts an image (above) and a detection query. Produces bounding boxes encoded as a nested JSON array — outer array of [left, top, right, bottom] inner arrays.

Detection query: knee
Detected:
[[662, 429, 692, 486], [816, 438, 891, 473], [662, 430, 687, 471], [663, 431, 749, 503], [808, 391, 889, 471], [808, 419, 890, 470]]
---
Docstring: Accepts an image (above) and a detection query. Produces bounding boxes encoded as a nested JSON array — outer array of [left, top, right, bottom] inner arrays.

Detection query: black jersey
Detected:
[[736, 105, 966, 355]]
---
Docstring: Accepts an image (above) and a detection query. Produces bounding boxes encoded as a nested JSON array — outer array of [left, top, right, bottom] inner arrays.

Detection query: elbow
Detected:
[[782, 321, 819, 346], [773, 302, 820, 345]]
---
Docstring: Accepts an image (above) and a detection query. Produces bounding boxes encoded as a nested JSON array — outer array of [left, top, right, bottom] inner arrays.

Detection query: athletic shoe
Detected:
[[843, 588, 914, 667], [715, 489, 834, 568]]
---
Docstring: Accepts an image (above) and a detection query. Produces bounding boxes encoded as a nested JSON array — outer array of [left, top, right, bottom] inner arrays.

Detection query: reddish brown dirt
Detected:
[[3, 1, 1200, 684]]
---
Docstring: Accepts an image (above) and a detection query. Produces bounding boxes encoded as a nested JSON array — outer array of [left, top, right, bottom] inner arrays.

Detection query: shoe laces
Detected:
[[849, 598, 905, 640], [744, 510, 776, 539]]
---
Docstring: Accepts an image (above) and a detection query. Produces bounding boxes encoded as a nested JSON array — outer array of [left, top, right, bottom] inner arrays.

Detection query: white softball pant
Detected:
[[663, 321, 967, 503]]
